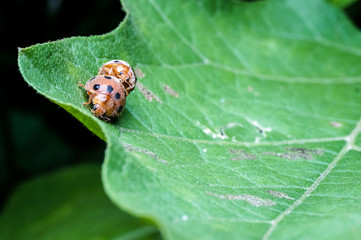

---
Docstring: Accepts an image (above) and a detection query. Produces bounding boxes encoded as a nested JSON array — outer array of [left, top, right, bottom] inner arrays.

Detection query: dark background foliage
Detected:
[[0, 0, 124, 209], [0, 0, 360, 210]]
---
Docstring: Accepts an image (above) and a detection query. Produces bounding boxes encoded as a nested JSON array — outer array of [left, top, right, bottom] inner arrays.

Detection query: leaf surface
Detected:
[[18, 0, 361, 239], [328, 0, 359, 8]]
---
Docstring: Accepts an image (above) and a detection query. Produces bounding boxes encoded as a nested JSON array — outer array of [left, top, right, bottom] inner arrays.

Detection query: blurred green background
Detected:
[[0, 0, 361, 238]]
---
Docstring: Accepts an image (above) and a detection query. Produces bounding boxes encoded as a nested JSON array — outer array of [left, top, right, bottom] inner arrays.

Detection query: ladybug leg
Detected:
[[109, 67, 121, 79], [99, 115, 111, 122], [124, 86, 135, 96], [98, 67, 105, 75], [78, 82, 93, 107], [77, 82, 86, 88], [108, 67, 115, 75], [124, 88, 130, 96], [98, 66, 110, 76], [83, 93, 94, 106]]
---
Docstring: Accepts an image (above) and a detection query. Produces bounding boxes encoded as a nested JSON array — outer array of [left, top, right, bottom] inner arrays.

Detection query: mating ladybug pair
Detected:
[[78, 60, 137, 122]]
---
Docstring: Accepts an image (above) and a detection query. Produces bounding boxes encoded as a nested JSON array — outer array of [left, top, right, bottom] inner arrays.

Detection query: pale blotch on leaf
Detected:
[[263, 147, 324, 160], [329, 121, 343, 128], [137, 82, 163, 103], [163, 84, 179, 98], [206, 192, 276, 207], [247, 86, 259, 96], [123, 143, 168, 164], [229, 149, 256, 160], [134, 68, 145, 78], [266, 190, 295, 200], [203, 128, 228, 140], [220, 122, 244, 141], [221, 122, 243, 131], [244, 117, 272, 143], [196, 121, 228, 140]]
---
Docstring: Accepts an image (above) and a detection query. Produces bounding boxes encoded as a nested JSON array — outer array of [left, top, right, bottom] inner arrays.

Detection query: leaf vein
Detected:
[[262, 118, 361, 240]]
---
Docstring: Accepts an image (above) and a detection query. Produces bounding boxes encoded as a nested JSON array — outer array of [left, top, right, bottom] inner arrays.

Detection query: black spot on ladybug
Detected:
[[114, 60, 120, 63], [107, 85, 114, 93], [117, 106, 123, 112], [119, 71, 123, 75], [115, 92, 121, 99], [126, 77, 130, 81], [104, 76, 111, 79], [93, 105, 98, 110], [93, 84, 100, 90]]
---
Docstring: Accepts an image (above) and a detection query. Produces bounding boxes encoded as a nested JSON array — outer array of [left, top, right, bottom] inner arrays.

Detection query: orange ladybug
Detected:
[[98, 60, 137, 96], [78, 75, 126, 122]]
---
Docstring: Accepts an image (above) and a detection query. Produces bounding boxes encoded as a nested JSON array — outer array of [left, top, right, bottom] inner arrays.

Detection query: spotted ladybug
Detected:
[[78, 75, 127, 122], [98, 59, 137, 96]]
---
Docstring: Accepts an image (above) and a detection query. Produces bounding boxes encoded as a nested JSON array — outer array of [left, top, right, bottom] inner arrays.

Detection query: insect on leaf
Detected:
[[18, 0, 361, 239]]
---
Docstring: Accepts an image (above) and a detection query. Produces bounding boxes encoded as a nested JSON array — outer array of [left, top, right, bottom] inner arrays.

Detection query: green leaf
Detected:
[[0, 164, 159, 240], [18, 0, 361, 239], [328, 0, 359, 8]]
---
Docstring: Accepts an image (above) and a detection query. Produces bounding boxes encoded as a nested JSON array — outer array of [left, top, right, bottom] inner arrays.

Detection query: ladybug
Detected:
[[78, 75, 127, 122], [98, 59, 137, 96]]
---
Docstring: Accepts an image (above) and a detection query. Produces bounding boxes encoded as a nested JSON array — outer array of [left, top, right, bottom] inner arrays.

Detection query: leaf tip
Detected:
[[17, 47, 25, 54]]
